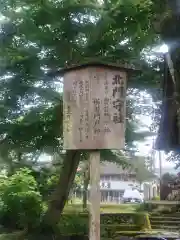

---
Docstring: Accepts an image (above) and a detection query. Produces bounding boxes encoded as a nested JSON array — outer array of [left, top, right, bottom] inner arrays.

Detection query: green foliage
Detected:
[[58, 212, 151, 237], [167, 152, 180, 168], [39, 170, 59, 198], [151, 196, 160, 201], [0, 0, 158, 159], [157, 206, 172, 214], [73, 174, 83, 190], [136, 202, 158, 212], [0, 0, 161, 223], [0, 168, 42, 229], [161, 172, 176, 183], [100, 150, 130, 168], [115, 231, 147, 237], [132, 156, 155, 184], [59, 214, 88, 235], [0, 232, 25, 240]]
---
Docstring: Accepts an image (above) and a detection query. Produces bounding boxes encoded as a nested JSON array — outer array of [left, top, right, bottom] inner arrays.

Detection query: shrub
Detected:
[[173, 204, 180, 212], [59, 214, 88, 235], [158, 206, 172, 214], [58, 212, 151, 238], [136, 202, 157, 212], [151, 196, 160, 201], [164, 204, 180, 214], [0, 168, 43, 229]]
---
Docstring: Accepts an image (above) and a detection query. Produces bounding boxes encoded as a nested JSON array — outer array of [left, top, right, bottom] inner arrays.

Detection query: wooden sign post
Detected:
[[89, 151, 100, 240], [63, 63, 130, 240]]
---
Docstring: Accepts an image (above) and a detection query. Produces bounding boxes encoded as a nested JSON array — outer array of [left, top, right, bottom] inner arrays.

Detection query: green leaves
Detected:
[[132, 156, 155, 183], [0, 0, 159, 167], [100, 150, 130, 168], [0, 168, 42, 228]]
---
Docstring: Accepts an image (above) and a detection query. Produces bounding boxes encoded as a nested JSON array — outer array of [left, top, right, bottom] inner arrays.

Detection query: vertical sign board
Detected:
[[63, 66, 127, 150], [63, 64, 128, 240]]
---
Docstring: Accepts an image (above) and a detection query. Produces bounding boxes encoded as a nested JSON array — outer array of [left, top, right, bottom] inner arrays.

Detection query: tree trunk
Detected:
[[44, 150, 81, 227], [156, 2, 180, 151], [17, 151, 22, 162], [82, 167, 90, 210]]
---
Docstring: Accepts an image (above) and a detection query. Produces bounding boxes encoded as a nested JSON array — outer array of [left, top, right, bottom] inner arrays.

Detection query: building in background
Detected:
[[99, 162, 139, 203], [76, 161, 158, 203]]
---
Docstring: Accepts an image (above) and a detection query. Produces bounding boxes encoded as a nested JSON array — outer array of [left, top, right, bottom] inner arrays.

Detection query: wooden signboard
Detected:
[[63, 65, 127, 150]]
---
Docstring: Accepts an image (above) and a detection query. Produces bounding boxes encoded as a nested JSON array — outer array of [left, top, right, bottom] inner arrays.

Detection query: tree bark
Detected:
[[157, 9, 180, 151], [44, 150, 81, 227]]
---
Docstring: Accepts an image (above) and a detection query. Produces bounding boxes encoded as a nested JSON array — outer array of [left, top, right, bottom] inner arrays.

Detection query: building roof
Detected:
[[100, 161, 135, 175], [154, 167, 179, 177]]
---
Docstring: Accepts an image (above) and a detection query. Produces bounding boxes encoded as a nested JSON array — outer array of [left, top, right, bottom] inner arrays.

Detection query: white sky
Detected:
[[154, 44, 168, 54], [136, 115, 175, 169]]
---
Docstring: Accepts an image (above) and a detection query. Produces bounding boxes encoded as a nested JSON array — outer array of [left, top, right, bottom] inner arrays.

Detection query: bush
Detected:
[[151, 196, 160, 201], [158, 206, 172, 214], [0, 168, 43, 229], [116, 231, 148, 237], [59, 214, 88, 235], [100, 213, 150, 229], [136, 202, 157, 212], [0, 231, 25, 240], [173, 204, 180, 212], [58, 213, 151, 238]]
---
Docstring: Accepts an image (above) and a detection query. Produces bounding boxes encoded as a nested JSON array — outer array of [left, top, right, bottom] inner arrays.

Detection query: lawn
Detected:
[[64, 203, 139, 213]]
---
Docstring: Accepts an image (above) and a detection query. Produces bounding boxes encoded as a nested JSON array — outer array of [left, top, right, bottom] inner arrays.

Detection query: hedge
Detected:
[[58, 213, 151, 238]]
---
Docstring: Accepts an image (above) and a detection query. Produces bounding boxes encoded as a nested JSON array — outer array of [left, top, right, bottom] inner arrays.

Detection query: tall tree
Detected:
[[155, 1, 180, 155], [0, 0, 159, 226]]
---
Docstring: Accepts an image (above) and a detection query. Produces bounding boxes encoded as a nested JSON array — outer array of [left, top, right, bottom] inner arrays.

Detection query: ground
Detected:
[[64, 203, 137, 213], [0, 202, 179, 240]]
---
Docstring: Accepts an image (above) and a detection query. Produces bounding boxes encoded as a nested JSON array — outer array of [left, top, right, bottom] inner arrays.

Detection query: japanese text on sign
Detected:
[[63, 67, 127, 149]]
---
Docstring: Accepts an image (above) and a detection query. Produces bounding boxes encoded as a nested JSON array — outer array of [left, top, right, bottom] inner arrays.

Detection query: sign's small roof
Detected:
[[48, 61, 140, 76]]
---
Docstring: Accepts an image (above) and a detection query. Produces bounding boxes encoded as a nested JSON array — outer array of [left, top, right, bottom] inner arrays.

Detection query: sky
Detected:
[[135, 102, 175, 170], [136, 130, 175, 169]]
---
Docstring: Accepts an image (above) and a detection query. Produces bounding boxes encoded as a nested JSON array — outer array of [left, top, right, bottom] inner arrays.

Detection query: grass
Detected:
[[64, 203, 139, 213], [0, 232, 25, 240]]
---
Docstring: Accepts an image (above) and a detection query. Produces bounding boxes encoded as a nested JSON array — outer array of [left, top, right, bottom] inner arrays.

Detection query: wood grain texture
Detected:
[[63, 66, 127, 150], [89, 151, 100, 240]]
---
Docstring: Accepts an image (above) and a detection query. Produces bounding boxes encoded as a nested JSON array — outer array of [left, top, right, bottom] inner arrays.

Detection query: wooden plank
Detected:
[[63, 67, 127, 150], [89, 151, 100, 240]]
